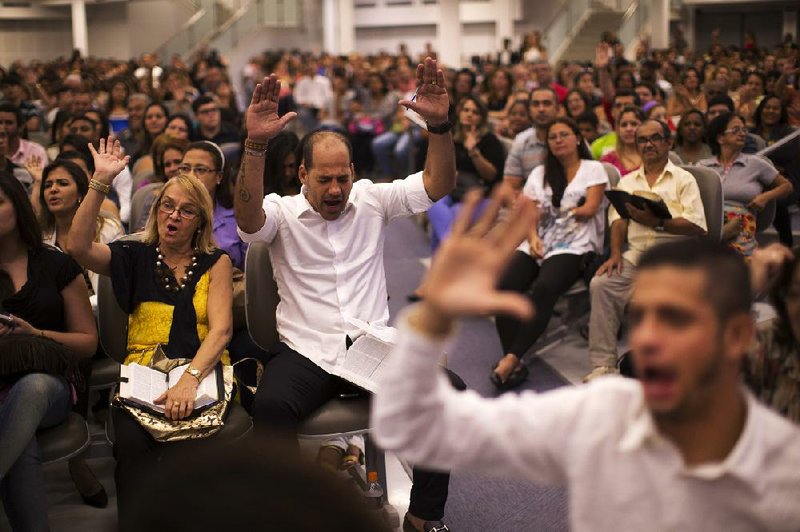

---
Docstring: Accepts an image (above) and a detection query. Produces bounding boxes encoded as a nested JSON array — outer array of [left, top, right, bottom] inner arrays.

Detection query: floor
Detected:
[[4, 208, 798, 532]]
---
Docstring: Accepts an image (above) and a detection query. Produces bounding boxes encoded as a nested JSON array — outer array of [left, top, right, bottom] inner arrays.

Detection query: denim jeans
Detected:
[[0, 373, 72, 532], [371, 128, 420, 178]]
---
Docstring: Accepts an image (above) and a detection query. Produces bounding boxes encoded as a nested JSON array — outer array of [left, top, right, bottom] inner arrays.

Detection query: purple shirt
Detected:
[[213, 202, 247, 270]]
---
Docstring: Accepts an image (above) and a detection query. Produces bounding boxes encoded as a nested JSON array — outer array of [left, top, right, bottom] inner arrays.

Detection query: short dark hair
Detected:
[[612, 89, 641, 107], [638, 239, 752, 323], [300, 130, 353, 171], [529, 86, 560, 107], [56, 149, 94, 174], [0, 101, 21, 127], [575, 110, 599, 128], [192, 95, 217, 114], [707, 94, 735, 113]]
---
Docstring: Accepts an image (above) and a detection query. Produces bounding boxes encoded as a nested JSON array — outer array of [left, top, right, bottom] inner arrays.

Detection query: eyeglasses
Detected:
[[158, 200, 199, 220], [547, 131, 575, 142], [636, 134, 665, 146], [178, 164, 219, 177], [724, 126, 746, 135]]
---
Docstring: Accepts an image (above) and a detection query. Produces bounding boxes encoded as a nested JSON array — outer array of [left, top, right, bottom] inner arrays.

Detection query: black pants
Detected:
[[774, 201, 794, 247], [495, 251, 584, 357], [252, 343, 465, 521]]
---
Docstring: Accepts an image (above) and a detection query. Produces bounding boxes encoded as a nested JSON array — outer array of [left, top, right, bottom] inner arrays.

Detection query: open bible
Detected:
[[329, 335, 394, 394], [605, 189, 672, 220], [119, 363, 223, 416]]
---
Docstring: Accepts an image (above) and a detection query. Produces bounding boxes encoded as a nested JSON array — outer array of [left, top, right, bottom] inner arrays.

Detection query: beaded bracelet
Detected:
[[88, 179, 111, 195], [244, 139, 268, 151]]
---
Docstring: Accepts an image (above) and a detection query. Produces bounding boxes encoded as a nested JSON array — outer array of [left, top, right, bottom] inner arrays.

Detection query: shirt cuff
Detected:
[[236, 214, 272, 244], [395, 306, 459, 368], [402, 171, 436, 212]]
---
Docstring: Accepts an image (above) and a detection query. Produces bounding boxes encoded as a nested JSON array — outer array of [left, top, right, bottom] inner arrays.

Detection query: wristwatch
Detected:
[[185, 366, 202, 383], [426, 120, 453, 134], [654, 219, 666, 232]]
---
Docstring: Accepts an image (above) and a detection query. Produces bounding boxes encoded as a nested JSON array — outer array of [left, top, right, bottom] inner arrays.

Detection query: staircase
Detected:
[[545, 0, 648, 64], [559, 6, 625, 62]]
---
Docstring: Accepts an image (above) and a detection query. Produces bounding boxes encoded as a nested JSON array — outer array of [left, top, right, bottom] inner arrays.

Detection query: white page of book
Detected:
[[166, 363, 219, 408], [121, 364, 167, 410]]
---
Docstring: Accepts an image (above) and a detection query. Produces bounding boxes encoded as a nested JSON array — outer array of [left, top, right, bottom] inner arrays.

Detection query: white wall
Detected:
[[355, 25, 436, 56], [0, 19, 72, 67], [87, 2, 132, 60]]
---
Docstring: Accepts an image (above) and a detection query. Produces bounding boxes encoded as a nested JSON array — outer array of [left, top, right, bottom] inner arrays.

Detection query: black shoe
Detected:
[[68, 459, 108, 508], [489, 362, 529, 391], [403, 514, 451, 532]]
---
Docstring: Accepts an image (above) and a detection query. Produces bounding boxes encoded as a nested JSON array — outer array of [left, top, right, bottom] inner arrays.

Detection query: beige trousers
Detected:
[[588, 259, 637, 369]]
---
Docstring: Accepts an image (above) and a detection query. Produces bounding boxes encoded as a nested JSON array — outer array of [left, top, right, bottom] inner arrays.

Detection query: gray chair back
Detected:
[[601, 162, 621, 189], [129, 182, 162, 233], [680, 165, 723, 241], [97, 235, 142, 363], [244, 241, 280, 350]]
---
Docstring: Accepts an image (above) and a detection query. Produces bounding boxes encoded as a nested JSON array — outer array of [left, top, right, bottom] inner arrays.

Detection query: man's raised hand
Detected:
[[420, 188, 538, 321], [246, 74, 297, 142], [399, 57, 449, 126]]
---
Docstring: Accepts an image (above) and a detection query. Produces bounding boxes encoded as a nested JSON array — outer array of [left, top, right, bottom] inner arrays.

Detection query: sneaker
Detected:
[[582, 366, 619, 383]]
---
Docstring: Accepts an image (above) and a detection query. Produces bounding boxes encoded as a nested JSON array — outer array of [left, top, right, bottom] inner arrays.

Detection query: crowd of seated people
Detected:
[[0, 28, 799, 531]]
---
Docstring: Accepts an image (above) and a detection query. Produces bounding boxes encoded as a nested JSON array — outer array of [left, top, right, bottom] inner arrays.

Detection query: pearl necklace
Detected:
[[156, 246, 198, 292]]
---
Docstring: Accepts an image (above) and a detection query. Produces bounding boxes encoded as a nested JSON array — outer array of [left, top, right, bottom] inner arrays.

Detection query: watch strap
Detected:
[[426, 120, 453, 134]]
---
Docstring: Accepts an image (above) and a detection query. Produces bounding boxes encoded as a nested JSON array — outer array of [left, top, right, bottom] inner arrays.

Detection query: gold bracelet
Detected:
[[244, 148, 266, 158], [244, 139, 268, 151], [38, 329, 47, 339], [88, 179, 111, 195]]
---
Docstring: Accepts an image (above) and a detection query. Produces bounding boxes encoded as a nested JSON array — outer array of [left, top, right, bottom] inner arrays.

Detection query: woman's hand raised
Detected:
[[89, 137, 130, 185]]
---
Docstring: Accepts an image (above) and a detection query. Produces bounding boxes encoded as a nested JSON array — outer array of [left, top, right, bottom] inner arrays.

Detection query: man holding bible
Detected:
[[586, 119, 707, 381], [235, 58, 459, 532]]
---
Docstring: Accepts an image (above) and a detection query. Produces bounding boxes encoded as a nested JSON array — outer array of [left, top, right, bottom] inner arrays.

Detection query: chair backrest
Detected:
[[130, 182, 162, 233], [244, 241, 280, 351], [601, 162, 621, 189], [96, 235, 142, 363], [680, 165, 723, 241], [756, 199, 776, 233], [668, 151, 683, 166]]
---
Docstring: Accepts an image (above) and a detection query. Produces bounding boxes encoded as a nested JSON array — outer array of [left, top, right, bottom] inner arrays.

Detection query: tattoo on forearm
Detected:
[[236, 159, 251, 202]]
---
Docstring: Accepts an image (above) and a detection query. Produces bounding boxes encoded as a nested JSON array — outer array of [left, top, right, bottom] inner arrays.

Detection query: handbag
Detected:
[[0, 335, 82, 388], [113, 345, 235, 443]]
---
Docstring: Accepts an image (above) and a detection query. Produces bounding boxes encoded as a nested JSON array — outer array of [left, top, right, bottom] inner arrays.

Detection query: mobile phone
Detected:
[[0, 313, 15, 326]]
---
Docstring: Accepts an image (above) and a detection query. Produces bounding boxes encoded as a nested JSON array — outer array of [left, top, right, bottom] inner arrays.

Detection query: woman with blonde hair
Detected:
[[67, 139, 233, 530]]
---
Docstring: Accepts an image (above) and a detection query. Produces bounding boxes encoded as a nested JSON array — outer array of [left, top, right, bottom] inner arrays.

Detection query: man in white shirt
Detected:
[[235, 58, 459, 532], [373, 192, 800, 531]]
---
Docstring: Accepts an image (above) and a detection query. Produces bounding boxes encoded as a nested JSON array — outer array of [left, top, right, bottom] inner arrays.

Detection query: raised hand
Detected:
[[421, 188, 538, 320], [595, 43, 611, 69], [25, 155, 43, 183], [399, 57, 449, 126], [750, 243, 793, 296], [246, 74, 297, 142], [88, 137, 130, 184]]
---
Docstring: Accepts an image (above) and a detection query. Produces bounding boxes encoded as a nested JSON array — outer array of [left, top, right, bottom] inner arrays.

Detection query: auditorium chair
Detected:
[[95, 236, 253, 444], [680, 165, 723, 241], [38, 413, 91, 465], [244, 241, 394, 505]]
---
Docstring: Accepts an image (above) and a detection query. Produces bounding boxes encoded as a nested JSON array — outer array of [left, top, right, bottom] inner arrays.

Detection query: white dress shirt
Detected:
[[238, 172, 433, 373], [373, 311, 800, 532]]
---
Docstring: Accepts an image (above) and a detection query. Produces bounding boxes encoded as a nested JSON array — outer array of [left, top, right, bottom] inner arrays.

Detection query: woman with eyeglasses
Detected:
[[674, 108, 711, 164], [491, 118, 608, 390], [67, 139, 234, 529], [600, 105, 644, 176], [699, 112, 793, 257], [179, 140, 247, 270]]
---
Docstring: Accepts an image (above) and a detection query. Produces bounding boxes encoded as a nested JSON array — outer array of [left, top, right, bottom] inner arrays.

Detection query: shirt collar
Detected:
[[619, 386, 767, 492], [629, 159, 678, 186]]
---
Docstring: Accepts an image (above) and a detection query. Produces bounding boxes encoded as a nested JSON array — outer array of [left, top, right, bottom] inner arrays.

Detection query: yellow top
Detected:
[[125, 270, 230, 366]]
